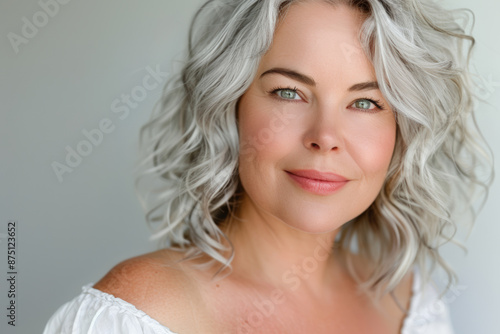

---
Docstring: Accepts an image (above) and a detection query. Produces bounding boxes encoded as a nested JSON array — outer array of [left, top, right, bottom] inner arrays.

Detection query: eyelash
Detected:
[[353, 98, 386, 112], [268, 86, 386, 111], [268, 86, 302, 102]]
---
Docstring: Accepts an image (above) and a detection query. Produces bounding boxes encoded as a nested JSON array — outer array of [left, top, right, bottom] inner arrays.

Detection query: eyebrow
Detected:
[[260, 68, 316, 86], [260, 67, 379, 92], [348, 81, 379, 92]]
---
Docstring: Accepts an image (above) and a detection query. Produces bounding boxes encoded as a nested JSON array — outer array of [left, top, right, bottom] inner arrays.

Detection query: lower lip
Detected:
[[286, 172, 348, 195]]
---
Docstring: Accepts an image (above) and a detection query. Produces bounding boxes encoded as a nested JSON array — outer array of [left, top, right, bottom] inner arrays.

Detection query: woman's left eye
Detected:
[[350, 98, 382, 111]]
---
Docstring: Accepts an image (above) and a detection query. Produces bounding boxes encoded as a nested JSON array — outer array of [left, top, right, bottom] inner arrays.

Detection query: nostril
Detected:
[[310, 142, 339, 151]]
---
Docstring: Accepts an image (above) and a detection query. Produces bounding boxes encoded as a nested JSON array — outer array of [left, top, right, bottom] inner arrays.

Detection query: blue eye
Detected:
[[278, 89, 299, 100], [354, 99, 372, 109], [269, 87, 302, 101], [350, 98, 384, 111]]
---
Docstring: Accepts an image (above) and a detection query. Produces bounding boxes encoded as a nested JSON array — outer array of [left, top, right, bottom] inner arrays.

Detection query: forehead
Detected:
[[278, 1, 365, 38], [259, 1, 375, 84]]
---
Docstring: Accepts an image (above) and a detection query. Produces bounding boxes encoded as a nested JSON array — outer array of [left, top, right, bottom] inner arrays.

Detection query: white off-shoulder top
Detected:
[[43, 268, 454, 334]]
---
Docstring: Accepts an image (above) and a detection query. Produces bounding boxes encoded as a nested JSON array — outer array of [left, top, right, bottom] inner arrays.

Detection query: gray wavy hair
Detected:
[[134, 0, 492, 299]]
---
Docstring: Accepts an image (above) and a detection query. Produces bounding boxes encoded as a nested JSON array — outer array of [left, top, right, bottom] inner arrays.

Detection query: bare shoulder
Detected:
[[93, 249, 203, 330], [93, 249, 189, 295]]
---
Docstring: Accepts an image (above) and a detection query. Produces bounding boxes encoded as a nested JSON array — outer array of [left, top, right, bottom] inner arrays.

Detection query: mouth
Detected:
[[285, 169, 349, 195]]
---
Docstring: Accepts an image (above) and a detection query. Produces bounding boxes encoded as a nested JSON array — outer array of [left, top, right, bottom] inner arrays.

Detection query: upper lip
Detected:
[[286, 169, 348, 182]]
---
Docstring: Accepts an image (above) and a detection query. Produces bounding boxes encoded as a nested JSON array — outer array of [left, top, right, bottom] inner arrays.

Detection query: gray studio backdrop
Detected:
[[1, 0, 499, 333]]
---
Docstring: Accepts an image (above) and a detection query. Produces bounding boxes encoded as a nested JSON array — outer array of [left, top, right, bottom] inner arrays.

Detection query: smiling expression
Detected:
[[236, 1, 397, 233]]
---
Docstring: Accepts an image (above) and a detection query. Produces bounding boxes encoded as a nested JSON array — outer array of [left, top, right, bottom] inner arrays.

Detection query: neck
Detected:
[[220, 193, 341, 300]]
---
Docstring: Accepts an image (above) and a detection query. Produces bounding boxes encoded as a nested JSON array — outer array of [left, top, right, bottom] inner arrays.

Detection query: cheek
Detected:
[[237, 97, 294, 209], [238, 95, 296, 165], [344, 115, 396, 178]]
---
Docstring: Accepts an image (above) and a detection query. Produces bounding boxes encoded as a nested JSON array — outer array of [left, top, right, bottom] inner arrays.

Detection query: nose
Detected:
[[303, 106, 343, 153]]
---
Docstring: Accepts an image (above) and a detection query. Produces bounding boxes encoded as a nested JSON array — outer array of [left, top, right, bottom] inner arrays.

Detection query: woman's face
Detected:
[[237, 1, 396, 233]]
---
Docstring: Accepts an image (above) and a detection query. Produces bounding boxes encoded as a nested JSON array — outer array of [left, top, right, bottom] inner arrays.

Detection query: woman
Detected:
[[44, 0, 491, 333]]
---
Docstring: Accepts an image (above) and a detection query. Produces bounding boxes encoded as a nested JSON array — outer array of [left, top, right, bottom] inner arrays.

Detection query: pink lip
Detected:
[[285, 169, 349, 195]]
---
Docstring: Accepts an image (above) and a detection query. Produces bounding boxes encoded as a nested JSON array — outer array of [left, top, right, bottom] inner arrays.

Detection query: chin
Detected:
[[276, 208, 348, 234]]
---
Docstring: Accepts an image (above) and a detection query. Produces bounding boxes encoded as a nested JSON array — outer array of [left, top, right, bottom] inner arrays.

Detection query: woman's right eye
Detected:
[[272, 88, 302, 101]]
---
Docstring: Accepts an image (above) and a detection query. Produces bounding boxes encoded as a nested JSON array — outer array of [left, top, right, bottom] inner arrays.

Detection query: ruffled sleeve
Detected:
[[43, 283, 178, 334], [401, 268, 454, 334]]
